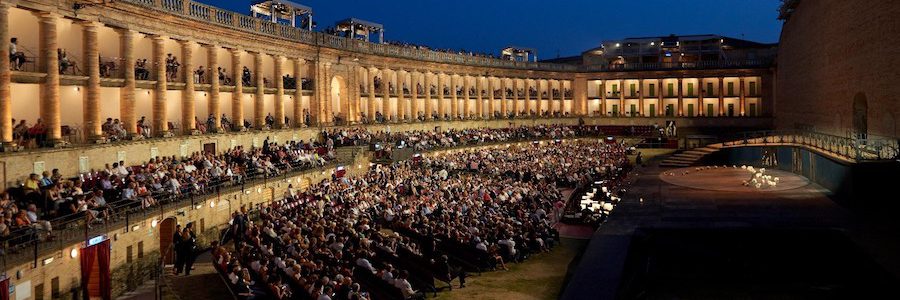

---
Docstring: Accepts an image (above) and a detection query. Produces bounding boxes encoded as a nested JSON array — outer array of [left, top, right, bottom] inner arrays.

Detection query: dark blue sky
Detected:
[[200, 0, 783, 58]]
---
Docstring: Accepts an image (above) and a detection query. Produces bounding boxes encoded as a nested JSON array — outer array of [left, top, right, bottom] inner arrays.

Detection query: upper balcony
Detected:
[[584, 59, 772, 72], [119, 0, 578, 72]]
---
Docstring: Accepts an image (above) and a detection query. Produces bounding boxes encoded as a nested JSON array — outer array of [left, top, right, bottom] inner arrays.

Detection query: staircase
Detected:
[[659, 144, 723, 168]]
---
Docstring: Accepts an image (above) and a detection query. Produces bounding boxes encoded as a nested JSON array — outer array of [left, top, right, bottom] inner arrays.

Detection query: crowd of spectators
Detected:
[[0, 138, 336, 246], [212, 138, 630, 300]]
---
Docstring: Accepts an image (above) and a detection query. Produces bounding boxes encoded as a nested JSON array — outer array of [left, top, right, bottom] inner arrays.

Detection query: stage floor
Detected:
[[659, 166, 809, 192]]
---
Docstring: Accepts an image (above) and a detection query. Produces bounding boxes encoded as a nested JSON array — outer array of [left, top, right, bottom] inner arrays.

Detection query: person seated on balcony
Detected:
[[165, 53, 180, 81], [137, 116, 151, 138], [99, 56, 116, 78], [217, 67, 228, 85], [194, 66, 205, 84], [265, 113, 275, 128], [135, 59, 150, 80], [242, 66, 252, 86], [243, 119, 252, 130], [57, 48, 76, 75], [195, 117, 206, 134], [12, 119, 28, 146], [9, 38, 26, 71], [26, 119, 47, 148], [220, 114, 231, 130]]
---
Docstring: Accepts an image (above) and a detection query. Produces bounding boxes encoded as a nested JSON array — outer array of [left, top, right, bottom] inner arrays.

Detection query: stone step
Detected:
[[665, 157, 698, 163], [660, 162, 691, 167]]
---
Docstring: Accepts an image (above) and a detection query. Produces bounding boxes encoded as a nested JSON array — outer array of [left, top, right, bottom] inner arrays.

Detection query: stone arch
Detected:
[[853, 92, 868, 139], [330, 75, 349, 124]]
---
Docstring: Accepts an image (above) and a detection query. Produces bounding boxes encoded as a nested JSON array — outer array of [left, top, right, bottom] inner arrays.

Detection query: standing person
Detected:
[[181, 226, 197, 276], [172, 224, 184, 275]]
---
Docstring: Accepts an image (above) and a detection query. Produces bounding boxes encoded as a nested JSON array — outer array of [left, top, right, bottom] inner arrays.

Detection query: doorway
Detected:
[[159, 217, 177, 265], [80, 238, 111, 300]]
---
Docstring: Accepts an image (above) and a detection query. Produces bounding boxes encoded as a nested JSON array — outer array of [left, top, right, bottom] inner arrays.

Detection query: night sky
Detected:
[[198, 0, 783, 58]]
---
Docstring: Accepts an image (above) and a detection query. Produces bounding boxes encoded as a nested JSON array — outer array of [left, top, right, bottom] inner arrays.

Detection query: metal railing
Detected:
[[0, 156, 346, 267], [722, 130, 899, 162]]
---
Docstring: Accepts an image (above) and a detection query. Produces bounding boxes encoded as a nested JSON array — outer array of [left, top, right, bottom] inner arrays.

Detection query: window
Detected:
[[707, 83, 714, 97], [687, 83, 694, 97], [138, 241, 144, 259], [749, 103, 758, 116], [727, 103, 735, 116], [630, 104, 637, 116], [749, 82, 757, 96], [649, 104, 656, 117], [629, 83, 636, 97], [727, 82, 735, 96], [648, 84, 656, 97], [666, 104, 675, 116], [667, 83, 674, 97], [687, 104, 694, 117], [707, 104, 714, 117], [611, 105, 619, 116]]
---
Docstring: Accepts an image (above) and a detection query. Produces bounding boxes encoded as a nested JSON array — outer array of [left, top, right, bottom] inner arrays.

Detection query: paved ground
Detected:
[[118, 250, 231, 300], [562, 156, 900, 299]]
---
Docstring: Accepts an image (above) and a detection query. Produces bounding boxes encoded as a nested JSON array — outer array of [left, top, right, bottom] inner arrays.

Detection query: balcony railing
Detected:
[[722, 130, 899, 162], [584, 59, 772, 72], [117, 0, 773, 73]]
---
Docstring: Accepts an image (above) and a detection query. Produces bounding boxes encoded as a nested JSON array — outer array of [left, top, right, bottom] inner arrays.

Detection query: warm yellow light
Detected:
[[70, 248, 79, 258], [209, 201, 216, 208], [151, 219, 159, 228]]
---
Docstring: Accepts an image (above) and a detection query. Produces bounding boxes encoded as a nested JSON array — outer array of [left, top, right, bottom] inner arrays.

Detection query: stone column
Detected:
[[677, 77, 684, 117], [698, 78, 705, 117], [487, 77, 495, 119], [118, 29, 136, 135], [253, 52, 264, 129], [293, 58, 303, 127], [423, 72, 432, 120], [151, 35, 168, 136], [0, 3, 11, 147], [180, 40, 195, 134], [598, 80, 605, 117], [523, 79, 531, 117], [206, 44, 221, 132], [450, 74, 458, 120], [397, 70, 405, 122], [82, 21, 103, 141], [739, 77, 746, 116], [38, 12, 62, 143], [367, 67, 376, 122], [512, 78, 519, 117], [463, 75, 471, 119], [638, 79, 645, 117], [718, 77, 725, 116], [381, 69, 391, 122], [537, 79, 545, 116], [274, 55, 285, 128], [657, 79, 664, 117], [500, 78, 507, 117], [618, 79, 625, 116], [437, 73, 445, 119], [475, 76, 483, 119], [410, 71, 419, 121], [320, 62, 331, 124], [231, 49, 243, 131]]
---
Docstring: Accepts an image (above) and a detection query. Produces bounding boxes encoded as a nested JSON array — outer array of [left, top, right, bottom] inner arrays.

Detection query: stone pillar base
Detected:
[[45, 139, 68, 148], [89, 136, 109, 144], [159, 131, 174, 138], [189, 130, 202, 136], [0, 142, 20, 152]]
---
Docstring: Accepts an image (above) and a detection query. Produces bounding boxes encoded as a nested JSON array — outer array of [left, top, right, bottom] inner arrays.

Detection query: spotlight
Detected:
[[70, 248, 79, 258]]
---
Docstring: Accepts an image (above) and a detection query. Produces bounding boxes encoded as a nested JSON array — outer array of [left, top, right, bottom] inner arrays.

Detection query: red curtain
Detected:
[[80, 244, 97, 300], [97, 240, 112, 300], [0, 277, 10, 300]]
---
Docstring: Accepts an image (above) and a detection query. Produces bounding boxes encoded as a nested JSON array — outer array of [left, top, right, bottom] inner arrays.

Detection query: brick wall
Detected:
[[776, 0, 900, 137]]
